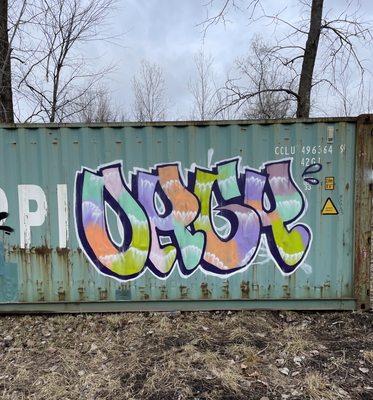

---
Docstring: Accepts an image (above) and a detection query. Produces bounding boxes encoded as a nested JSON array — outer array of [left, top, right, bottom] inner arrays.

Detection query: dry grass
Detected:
[[363, 349, 373, 363], [304, 372, 335, 400], [0, 311, 371, 400], [282, 325, 313, 355]]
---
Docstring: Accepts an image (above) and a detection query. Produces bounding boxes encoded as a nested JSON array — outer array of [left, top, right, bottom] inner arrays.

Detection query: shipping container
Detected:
[[0, 115, 371, 313]]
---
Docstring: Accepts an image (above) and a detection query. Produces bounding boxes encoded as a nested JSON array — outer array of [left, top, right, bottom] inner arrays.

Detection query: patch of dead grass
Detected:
[[0, 311, 370, 400], [304, 372, 343, 400], [363, 349, 373, 363], [282, 324, 313, 355]]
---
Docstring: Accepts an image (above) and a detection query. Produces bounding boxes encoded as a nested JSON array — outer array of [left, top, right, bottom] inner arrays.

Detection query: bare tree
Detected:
[[0, 0, 28, 123], [69, 87, 124, 123], [0, 0, 14, 123], [189, 51, 218, 120], [204, 0, 372, 118], [14, 0, 116, 122], [132, 60, 167, 122], [231, 36, 295, 119]]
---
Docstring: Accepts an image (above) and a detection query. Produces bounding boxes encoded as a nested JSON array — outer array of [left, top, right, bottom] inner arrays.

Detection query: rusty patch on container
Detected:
[[56, 247, 70, 255], [221, 280, 229, 299], [33, 246, 52, 255], [159, 285, 167, 300], [282, 285, 290, 299], [240, 281, 250, 299], [139, 286, 149, 300], [179, 285, 188, 299], [99, 289, 108, 301], [354, 114, 373, 310], [58, 289, 66, 301], [78, 287, 85, 301], [200, 282, 211, 299]]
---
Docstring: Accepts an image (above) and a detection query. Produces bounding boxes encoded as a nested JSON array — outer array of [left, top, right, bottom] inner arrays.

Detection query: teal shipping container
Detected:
[[0, 115, 371, 312]]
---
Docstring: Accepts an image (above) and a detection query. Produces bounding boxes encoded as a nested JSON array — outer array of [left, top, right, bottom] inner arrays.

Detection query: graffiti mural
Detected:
[[74, 157, 312, 281]]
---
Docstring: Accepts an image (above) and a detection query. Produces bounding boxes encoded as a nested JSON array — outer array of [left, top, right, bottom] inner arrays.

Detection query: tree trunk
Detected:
[[0, 0, 14, 123], [296, 0, 324, 118]]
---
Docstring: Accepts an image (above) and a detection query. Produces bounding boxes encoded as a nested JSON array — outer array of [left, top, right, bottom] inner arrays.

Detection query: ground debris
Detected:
[[0, 310, 371, 399]]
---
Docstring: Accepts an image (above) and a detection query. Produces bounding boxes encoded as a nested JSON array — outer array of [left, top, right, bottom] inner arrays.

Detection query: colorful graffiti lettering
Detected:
[[74, 157, 312, 281]]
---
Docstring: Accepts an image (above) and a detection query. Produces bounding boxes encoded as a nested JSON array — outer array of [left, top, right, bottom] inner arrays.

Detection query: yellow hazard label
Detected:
[[325, 176, 335, 190], [321, 197, 339, 215]]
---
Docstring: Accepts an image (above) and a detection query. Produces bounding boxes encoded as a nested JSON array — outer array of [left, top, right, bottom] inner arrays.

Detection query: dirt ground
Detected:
[[0, 310, 371, 400]]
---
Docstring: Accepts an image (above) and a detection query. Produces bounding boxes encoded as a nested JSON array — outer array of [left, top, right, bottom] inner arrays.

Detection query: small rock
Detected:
[[279, 367, 289, 376], [359, 367, 369, 374], [293, 356, 302, 366], [78, 370, 85, 377], [3, 335, 13, 346], [47, 347, 56, 354], [337, 388, 349, 396], [275, 358, 285, 366], [240, 363, 247, 370], [310, 350, 319, 356], [42, 330, 51, 338], [260, 397, 270, 400], [292, 371, 300, 377], [281, 395, 290, 399], [67, 328, 73, 333], [89, 343, 98, 353], [202, 326, 209, 331], [8, 347, 22, 352], [286, 314, 296, 323]]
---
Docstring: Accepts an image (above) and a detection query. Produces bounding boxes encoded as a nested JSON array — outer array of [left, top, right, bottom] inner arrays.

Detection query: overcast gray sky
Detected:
[[83, 0, 373, 119]]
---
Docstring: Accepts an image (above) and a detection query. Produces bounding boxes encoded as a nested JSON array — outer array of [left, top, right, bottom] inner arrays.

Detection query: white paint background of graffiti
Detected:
[[73, 152, 313, 282], [0, 185, 69, 249]]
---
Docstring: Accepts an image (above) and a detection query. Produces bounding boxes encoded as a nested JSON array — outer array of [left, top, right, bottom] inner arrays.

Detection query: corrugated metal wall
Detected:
[[0, 118, 367, 311]]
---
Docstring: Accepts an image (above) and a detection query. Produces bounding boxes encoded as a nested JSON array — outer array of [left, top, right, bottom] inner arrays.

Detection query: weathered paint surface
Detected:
[[0, 119, 362, 310]]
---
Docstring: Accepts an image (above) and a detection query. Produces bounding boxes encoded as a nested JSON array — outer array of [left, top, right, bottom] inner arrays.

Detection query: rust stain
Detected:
[[78, 287, 85, 301], [139, 286, 149, 300], [159, 285, 168, 300], [221, 280, 229, 299], [58, 289, 66, 301], [33, 245, 52, 256], [200, 282, 211, 299], [240, 281, 250, 299], [354, 114, 373, 310], [179, 285, 189, 299], [99, 289, 108, 301], [56, 247, 70, 255]]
